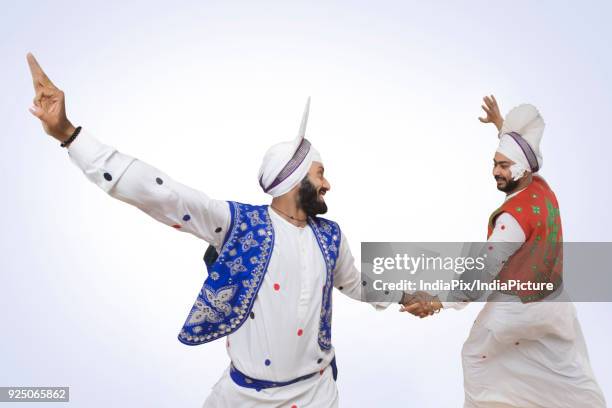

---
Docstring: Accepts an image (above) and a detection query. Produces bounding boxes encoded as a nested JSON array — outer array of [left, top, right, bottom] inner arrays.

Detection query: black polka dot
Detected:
[[317, 358, 323, 364], [338, 286, 344, 291], [215, 227, 222, 233], [384, 290, 390, 295], [250, 311, 255, 319], [183, 214, 191, 221], [156, 177, 163, 185], [103, 172, 112, 181], [362, 281, 367, 286]]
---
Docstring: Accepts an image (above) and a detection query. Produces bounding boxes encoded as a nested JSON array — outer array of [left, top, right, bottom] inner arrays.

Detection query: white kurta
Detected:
[[67, 130, 396, 408], [445, 188, 606, 408]]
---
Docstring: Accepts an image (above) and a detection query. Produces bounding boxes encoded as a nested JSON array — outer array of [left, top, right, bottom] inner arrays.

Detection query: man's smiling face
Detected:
[[492, 152, 521, 193], [297, 161, 330, 216]]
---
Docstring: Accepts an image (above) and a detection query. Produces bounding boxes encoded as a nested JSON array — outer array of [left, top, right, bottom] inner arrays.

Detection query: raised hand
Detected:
[[399, 291, 442, 318], [478, 94, 503, 131], [26, 53, 75, 142]]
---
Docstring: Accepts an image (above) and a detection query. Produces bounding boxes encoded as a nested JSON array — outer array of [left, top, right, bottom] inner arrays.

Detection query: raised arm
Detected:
[[478, 94, 504, 132], [27, 53, 76, 144], [26, 53, 230, 247]]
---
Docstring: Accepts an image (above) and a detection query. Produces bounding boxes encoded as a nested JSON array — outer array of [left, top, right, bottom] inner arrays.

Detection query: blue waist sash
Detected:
[[229, 357, 338, 391]]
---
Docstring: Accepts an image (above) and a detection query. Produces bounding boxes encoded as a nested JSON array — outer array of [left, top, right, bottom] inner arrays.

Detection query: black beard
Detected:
[[495, 176, 521, 193], [297, 177, 328, 217]]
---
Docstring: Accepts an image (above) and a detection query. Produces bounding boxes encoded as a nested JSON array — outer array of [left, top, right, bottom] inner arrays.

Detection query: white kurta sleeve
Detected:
[[443, 212, 525, 308], [67, 129, 231, 247], [333, 232, 402, 310]]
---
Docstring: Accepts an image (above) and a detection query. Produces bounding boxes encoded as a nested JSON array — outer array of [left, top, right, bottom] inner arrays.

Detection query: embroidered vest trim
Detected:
[[178, 202, 341, 351]]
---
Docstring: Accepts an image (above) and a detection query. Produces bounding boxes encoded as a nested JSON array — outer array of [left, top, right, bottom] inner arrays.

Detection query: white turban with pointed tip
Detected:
[[258, 98, 323, 197]]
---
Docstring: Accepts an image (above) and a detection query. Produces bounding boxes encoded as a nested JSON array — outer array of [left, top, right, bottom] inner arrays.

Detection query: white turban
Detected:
[[496, 104, 545, 180], [258, 98, 323, 197]]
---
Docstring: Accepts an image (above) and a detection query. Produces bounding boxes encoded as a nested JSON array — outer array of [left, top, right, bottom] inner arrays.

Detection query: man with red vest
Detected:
[[404, 95, 606, 407]]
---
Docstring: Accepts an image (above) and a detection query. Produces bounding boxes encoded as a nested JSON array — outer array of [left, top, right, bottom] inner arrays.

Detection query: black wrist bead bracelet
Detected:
[[61, 126, 82, 148]]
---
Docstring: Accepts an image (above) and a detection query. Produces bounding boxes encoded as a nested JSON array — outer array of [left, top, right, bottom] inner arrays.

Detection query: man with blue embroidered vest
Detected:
[[27, 53, 400, 407], [403, 95, 606, 408]]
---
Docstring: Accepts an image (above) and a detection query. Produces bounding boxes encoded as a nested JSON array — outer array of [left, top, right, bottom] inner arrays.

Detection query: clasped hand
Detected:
[[399, 291, 443, 318]]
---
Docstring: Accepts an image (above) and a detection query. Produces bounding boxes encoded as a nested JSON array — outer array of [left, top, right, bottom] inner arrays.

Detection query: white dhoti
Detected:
[[462, 299, 606, 408], [202, 366, 338, 408]]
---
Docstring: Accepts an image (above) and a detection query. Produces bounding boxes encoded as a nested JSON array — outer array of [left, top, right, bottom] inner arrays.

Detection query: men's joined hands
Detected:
[[399, 291, 443, 318]]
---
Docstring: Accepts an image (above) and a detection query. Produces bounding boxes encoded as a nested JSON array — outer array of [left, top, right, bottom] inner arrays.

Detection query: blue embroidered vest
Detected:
[[178, 201, 341, 351]]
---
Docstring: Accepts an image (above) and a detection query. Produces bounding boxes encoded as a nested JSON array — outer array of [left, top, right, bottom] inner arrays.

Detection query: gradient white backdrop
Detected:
[[1, 1, 611, 407]]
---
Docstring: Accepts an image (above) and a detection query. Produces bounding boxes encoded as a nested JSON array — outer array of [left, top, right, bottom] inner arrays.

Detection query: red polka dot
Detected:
[[319, 369, 324, 375], [500, 225, 506, 230], [297, 329, 303, 336], [172, 224, 182, 229], [291, 405, 297, 408], [273, 283, 280, 291], [488, 246, 493, 251]]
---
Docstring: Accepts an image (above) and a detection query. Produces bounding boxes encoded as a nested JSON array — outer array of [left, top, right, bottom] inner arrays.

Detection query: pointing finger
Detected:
[[26, 52, 54, 88]]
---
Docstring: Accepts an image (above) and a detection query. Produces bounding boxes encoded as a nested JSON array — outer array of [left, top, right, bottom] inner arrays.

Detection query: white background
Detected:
[[1, 1, 611, 406]]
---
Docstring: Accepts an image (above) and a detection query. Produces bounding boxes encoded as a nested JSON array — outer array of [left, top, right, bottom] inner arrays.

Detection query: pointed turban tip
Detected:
[[258, 97, 322, 197]]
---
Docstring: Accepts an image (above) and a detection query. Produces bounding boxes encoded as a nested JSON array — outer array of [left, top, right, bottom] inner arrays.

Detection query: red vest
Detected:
[[487, 176, 563, 302]]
